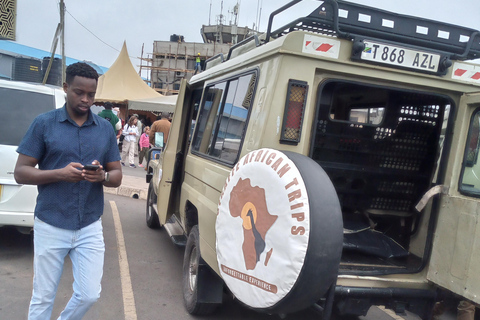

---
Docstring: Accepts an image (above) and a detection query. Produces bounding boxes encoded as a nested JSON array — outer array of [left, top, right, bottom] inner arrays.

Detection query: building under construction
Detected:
[[145, 2, 255, 95], [148, 38, 231, 95]]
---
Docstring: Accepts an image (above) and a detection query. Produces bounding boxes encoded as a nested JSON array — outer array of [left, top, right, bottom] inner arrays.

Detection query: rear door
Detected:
[[427, 91, 480, 304], [156, 80, 193, 225]]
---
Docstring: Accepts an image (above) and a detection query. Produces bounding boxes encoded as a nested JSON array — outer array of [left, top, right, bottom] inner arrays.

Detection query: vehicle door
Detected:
[[156, 80, 193, 225], [427, 91, 480, 304]]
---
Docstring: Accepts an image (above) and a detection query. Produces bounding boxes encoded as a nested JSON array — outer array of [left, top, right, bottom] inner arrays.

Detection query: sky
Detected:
[[14, 0, 480, 78]]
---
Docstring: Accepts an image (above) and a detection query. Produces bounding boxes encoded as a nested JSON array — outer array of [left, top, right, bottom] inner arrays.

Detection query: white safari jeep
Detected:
[[146, 0, 480, 318]]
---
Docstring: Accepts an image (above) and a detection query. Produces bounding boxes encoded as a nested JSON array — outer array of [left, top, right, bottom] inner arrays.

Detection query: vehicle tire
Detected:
[[146, 181, 160, 229], [183, 225, 218, 315], [216, 148, 343, 314]]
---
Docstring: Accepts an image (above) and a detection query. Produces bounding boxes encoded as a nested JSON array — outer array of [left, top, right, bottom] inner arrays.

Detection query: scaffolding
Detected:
[[141, 41, 231, 95], [139, 1, 254, 95]]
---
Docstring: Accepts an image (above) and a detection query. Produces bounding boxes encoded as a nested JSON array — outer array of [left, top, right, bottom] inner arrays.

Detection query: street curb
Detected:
[[104, 185, 148, 200], [103, 175, 149, 200]]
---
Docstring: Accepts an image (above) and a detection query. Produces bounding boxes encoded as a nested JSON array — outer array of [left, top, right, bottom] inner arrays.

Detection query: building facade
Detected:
[[149, 39, 231, 95]]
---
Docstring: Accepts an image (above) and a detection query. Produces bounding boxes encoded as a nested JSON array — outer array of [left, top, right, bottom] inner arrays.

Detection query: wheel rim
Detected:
[[188, 245, 198, 292]]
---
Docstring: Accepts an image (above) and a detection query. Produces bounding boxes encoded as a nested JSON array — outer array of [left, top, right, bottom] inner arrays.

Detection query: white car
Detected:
[[0, 79, 64, 233]]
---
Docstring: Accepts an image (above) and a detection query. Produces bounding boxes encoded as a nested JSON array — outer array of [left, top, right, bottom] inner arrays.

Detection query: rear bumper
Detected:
[[334, 286, 436, 319], [0, 211, 34, 228]]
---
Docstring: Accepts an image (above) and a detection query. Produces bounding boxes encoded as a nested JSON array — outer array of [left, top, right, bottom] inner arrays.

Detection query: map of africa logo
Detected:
[[229, 178, 278, 270]]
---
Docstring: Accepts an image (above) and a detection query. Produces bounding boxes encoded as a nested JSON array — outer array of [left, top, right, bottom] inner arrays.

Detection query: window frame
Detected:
[[190, 68, 259, 167], [459, 107, 480, 198]]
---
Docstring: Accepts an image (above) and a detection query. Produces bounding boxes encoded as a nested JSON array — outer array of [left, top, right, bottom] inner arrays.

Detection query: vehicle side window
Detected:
[[192, 72, 256, 164], [193, 82, 226, 154], [1, 87, 56, 146], [460, 108, 480, 197]]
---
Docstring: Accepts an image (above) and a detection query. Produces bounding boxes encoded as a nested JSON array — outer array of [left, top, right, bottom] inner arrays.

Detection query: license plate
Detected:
[[360, 40, 441, 73]]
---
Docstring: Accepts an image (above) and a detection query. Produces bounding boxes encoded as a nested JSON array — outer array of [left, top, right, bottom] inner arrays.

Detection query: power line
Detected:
[[61, 3, 140, 61], [64, 8, 119, 53]]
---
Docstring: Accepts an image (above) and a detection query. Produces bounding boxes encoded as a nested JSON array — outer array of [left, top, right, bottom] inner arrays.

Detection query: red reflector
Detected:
[[281, 81, 308, 143]]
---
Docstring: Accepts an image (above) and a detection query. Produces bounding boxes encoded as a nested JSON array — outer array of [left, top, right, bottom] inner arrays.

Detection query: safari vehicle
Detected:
[[0, 79, 65, 232], [145, 0, 480, 318]]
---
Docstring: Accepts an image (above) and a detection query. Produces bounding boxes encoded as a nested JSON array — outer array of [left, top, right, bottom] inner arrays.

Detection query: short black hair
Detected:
[[104, 102, 113, 109], [65, 62, 99, 84]]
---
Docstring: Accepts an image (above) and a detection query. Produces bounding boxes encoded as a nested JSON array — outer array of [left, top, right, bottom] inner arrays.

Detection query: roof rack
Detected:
[[265, 0, 480, 61]]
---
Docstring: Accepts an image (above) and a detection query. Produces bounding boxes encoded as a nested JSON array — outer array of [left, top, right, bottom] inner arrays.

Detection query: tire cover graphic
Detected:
[[216, 148, 342, 312]]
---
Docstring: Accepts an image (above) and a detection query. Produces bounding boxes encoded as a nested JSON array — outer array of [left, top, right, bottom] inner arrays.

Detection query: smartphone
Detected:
[[83, 164, 100, 171]]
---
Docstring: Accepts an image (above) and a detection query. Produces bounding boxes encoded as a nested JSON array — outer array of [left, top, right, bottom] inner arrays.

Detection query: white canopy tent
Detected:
[[93, 41, 178, 122], [94, 42, 161, 104], [128, 95, 177, 113]]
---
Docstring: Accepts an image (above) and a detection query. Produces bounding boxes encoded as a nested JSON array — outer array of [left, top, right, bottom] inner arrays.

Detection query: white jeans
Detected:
[[121, 140, 136, 165], [29, 218, 105, 320]]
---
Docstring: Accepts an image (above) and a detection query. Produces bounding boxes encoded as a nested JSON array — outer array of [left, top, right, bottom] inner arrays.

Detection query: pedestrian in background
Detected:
[[98, 101, 122, 141], [149, 112, 171, 148], [138, 126, 150, 168], [14, 62, 122, 320], [121, 115, 139, 168], [133, 113, 142, 156]]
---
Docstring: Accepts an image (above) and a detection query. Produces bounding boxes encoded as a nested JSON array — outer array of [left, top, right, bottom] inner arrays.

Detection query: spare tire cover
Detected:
[[216, 148, 343, 314]]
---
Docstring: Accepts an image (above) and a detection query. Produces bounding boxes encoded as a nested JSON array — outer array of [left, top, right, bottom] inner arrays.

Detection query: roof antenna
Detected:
[[255, 0, 263, 31], [220, 0, 224, 25], [258, 0, 263, 31], [209, 0, 212, 25]]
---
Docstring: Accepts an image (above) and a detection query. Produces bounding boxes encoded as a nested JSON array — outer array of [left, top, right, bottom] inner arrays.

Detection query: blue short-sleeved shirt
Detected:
[[17, 105, 121, 230]]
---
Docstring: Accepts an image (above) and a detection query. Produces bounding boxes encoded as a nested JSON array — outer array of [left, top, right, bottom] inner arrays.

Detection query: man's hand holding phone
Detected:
[[83, 164, 100, 171], [82, 161, 104, 183]]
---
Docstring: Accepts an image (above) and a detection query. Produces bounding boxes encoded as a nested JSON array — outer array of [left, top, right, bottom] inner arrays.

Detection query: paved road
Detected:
[[121, 157, 148, 178], [0, 193, 455, 320]]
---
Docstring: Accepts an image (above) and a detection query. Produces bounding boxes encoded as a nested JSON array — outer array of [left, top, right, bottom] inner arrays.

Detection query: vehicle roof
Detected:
[[0, 78, 64, 94], [192, 30, 480, 92], [191, 0, 480, 90]]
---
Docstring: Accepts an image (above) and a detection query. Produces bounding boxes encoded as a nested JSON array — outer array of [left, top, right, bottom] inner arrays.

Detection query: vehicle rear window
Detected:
[[313, 80, 451, 213], [1, 87, 56, 146]]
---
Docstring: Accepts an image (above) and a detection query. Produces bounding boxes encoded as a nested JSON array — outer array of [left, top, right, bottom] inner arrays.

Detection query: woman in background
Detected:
[[138, 126, 150, 168], [121, 115, 139, 168]]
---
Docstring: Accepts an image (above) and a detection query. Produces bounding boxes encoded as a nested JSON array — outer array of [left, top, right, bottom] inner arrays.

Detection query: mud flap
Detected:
[[197, 258, 224, 304]]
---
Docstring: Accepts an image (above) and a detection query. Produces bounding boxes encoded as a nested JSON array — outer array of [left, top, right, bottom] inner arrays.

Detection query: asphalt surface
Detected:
[[105, 153, 150, 200]]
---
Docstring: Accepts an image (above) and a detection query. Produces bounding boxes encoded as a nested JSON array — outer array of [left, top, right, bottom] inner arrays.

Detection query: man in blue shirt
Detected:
[[14, 62, 122, 319]]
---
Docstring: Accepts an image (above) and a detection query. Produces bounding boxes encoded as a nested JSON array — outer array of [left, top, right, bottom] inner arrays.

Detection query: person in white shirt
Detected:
[[133, 114, 142, 156], [120, 115, 139, 168]]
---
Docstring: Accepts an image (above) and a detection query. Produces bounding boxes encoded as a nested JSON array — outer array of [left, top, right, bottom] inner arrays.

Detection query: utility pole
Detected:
[[139, 43, 144, 77], [42, 0, 64, 85], [60, 0, 66, 84]]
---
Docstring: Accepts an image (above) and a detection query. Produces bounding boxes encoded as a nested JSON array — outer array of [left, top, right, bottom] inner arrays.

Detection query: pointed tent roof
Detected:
[[94, 41, 161, 104]]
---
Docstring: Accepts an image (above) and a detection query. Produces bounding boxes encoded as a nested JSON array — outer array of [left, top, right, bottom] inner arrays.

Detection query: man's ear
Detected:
[[63, 82, 68, 93]]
